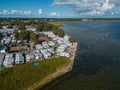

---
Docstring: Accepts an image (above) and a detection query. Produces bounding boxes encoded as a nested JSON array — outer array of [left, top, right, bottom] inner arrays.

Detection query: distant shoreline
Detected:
[[1, 18, 120, 23]]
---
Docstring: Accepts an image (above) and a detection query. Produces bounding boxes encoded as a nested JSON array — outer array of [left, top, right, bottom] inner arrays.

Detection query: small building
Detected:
[[34, 53, 42, 60], [34, 50, 40, 53], [60, 52, 70, 57], [57, 36, 64, 41], [5, 37, 12, 44], [52, 37, 57, 41], [1, 36, 8, 44], [65, 42, 72, 47], [63, 35, 69, 42], [0, 45, 7, 53], [40, 49, 48, 54], [56, 46, 66, 52], [3, 54, 14, 67], [26, 27, 36, 32], [42, 41, 47, 45], [15, 53, 24, 64], [42, 42, 49, 48], [59, 43, 67, 48], [0, 28, 15, 33], [57, 40, 63, 44], [43, 53, 51, 59], [48, 41, 55, 46], [47, 48, 54, 53], [26, 54, 34, 62], [36, 44, 43, 50]]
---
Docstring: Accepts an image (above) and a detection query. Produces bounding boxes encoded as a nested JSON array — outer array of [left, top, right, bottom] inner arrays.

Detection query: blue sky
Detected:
[[0, 0, 120, 18]]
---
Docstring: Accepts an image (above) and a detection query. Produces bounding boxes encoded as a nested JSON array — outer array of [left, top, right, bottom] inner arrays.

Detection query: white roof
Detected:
[[57, 47, 66, 52], [43, 53, 51, 56], [60, 52, 70, 57], [15, 53, 24, 61], [42, 41, 47, 45], [0, 54, 4, 60], [40, 49, 48, 54], [26, 28, 36, 31], [48, 41, 55, 46], [26, 54, 34, 60], [3, 54, 14, 66], [36, 44, 42, 47], [34, 50, 40, 53], [58, 46, 66, 49]]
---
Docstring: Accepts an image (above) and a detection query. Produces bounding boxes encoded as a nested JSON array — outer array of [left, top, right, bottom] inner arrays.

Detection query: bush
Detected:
[[53, 29, 65, 37], [69, 37, 76, 43]]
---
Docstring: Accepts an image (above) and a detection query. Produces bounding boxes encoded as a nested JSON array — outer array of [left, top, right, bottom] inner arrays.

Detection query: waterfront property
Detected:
[[0, 30, 73, 69], [0, 20, 78, 90], [3, 54, 14, 67], [26, 54, 34, 62], [15, 53, 24, 64], [60, 52, 70, 57], [36, 44, 43, 50], [0, 22, 73, 70]]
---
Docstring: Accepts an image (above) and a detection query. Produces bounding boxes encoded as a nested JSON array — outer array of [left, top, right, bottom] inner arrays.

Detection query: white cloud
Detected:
[[52, 0, 118, 16], [11, 10, 18, 15], [23, 10, 32, 15], [101, 0, 114, 12], [0, 9, 33, 16], [50, 12, 59, 16], [3, 10, 9, 15], [38, 9, 42, 15], [68, 13, 78, 17]]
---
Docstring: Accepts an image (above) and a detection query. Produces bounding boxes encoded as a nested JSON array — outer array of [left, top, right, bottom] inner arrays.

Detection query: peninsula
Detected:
[[0, 19, 77, 90]]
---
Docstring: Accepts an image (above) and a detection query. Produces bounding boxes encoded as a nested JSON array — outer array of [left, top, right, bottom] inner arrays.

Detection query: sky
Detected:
[[0, 0, 120, 18]]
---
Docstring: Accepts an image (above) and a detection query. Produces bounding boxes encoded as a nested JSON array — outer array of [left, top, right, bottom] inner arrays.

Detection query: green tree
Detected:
[[14, 32, 20, 40], [36, 21, 57, 32], [8, 25, 13, 29], [53, 29, 65, 37], [19, 32, 25, 40], [29, 19, 35, 26], [19, 22, 25, 30], [19, 30, 31, 40], [53, 29, 58, 35], [57, 29, 65, 37], [0, 24, 3, 29], [69, 37, 76, 43], [36, 23, 43, 32], [30, 33, 38, 44]]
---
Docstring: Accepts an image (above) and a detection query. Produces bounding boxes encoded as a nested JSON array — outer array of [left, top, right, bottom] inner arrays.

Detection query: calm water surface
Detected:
[[41, 21, 120, 90]]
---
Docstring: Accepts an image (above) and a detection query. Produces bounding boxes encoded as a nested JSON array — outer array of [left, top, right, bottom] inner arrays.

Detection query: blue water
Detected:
[[41, 21, 120, 90]]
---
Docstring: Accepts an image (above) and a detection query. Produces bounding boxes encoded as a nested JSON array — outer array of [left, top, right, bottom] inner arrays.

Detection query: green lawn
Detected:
[[0, 57, 70, 90]]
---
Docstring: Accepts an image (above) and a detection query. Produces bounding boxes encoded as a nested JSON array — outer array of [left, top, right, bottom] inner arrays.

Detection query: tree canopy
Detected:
[[0, 24, 3, 29], [69, 36, 76, 43], [36, 22, 56, 32], [53, 29, 65, 37], [14, 30, 38, 43], [30, 33, 38, 44], [19, 22, 25, 30]]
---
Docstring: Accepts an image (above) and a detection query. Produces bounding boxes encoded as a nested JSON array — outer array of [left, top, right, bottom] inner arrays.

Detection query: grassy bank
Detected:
[[48, 21, 63, 27], [0, 57, 70, 90]]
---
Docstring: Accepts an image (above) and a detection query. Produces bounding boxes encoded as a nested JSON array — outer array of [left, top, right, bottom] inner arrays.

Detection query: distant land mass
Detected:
[[1, 18, 120, 21]]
